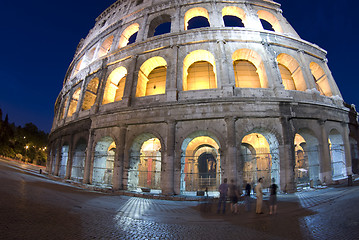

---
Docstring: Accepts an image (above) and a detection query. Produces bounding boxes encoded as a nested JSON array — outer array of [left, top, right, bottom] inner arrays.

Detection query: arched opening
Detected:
[[67, 87, 81, 117], [240, 131, 280, 190], [82, 78, 99, 111], [232, 49, 268, 88], [98, 35, 114, 58], [180, 133, 221, 194], [309, 62, 333, 97], [277, 53, 307, 91], [329, 129, 346, 180], [233, 60, 261, 88], [136, 57, 167, 97], [183, 50, 217, 91], [59, 144, 69, 178], [92, 137, 116, 186], [102, 67, 127, 104], [147, 14, 171, 37], [294, 130, 320, 189], [71, 139, 87, 182], [51, 149, 58, 174], [128, 135, 162, 192], [222, 6, 246, 27], [72, 58, 83, 77], [257, 10, 283, 33], [118, 23, 139, 48], [184, 7, 210, 30], [82, 46, 96, 67]]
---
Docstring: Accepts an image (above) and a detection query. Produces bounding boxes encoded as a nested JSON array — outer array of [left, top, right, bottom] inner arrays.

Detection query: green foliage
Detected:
[[0, 108, 48, 166]]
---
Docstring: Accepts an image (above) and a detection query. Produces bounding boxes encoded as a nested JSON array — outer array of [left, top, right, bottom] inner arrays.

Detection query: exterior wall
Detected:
[[48, 0, 359, 194]]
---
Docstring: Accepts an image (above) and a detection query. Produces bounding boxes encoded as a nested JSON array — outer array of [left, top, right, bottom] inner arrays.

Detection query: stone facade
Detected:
[[48, 0, 359, 195]]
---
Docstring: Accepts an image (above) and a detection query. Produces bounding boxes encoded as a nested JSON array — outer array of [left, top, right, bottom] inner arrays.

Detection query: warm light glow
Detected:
[[310, 62, 332, 96], [142, 138, 161, 152], [82, 77, 99, 110], [118, 23, 139, 48], [222, 6, 247, 26], [257, 10, 283, 33], [277, 53, 306, 91], [67, 87, 81, 117], [184, 7, 210, 30], [103, 67, 127, 104], [183, 50, 217, 91], [136, 56, 167, 97], [232, 49, 267, 88], [98, 35, 114, 58]]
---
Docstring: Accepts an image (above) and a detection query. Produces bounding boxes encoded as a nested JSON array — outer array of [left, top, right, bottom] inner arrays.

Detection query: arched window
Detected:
[[183, 50, 217, 91], [98, 35, 114, 58], [257, 10, 283, 33], [82, 78, 99, 111], [184, 7, 210, 30], [232, 49, 268, 88], [59, 96, 68, 120], [136, 57, 167, 97], [309, 62, 333, 96], [233, 60, 261, 88], [147, 15, 171, 38], [102, 67, 127, 104], [222, 6, 246, 27], [72, 58, 83, 77], [118, 23, 139, 48], [67, 87, 81, 117], [277, 53, 306, 91]]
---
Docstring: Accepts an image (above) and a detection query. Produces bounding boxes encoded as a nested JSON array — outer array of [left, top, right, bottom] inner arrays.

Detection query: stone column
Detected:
[[83, 129, 95, 184], [65, 139, 73, 179], [225, 117, 237, 182], [122, 55, 138, 107], [217, 40, 234, 96], [162, 120, 176, 195], [342, 122, 353, 175], [318, 120, 332, 184], [113, 125, 127, 190], [54, 141, 62, 176], [166, 45, 179, 102], [92, 59, 108, 113], [296, 50, 317, 90]]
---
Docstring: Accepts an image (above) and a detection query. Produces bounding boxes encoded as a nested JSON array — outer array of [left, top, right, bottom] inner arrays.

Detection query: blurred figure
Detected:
[[269, 178, 278, 215], [245, 181, 251, 212], [229, 179, 239, 214], [255, 178, 264, 214], [217, 178, 228, 214]]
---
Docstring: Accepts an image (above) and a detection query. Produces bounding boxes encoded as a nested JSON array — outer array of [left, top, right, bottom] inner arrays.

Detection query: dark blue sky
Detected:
[[0, 0, 356, 133]]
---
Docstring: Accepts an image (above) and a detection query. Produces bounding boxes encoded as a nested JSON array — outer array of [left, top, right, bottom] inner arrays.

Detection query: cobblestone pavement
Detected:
[[1, 158, 359, 240]]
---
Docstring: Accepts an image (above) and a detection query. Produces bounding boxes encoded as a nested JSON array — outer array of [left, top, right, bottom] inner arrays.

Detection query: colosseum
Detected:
[[47, 0, 359, 195]]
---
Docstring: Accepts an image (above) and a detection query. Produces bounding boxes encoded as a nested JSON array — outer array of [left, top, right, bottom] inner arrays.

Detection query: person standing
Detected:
[[217, 178, 228, 214], [269, 178, 278, 215], [254, 178, 264, 214], [229, 179, 239, 214], [245, 181, 251, 212]]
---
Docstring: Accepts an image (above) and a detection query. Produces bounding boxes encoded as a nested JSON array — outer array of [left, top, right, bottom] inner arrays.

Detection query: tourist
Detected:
[[217, 178, 228, 214], [269, 178, 278, 215], [254, 178, 264, 214], [245, 181, 251, 212]]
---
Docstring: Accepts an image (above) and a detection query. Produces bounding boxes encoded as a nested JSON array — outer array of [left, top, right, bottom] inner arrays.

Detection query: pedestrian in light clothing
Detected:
[[255, 178, 264, 214], [217, 178, 228, 214], [269, 178, 278, 215]]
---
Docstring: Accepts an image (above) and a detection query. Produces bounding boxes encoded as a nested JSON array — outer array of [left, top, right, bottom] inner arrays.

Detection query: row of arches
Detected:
[[72, 6, 285, 77], [60, 48, 333, 119], [50, 125, 353, 194]]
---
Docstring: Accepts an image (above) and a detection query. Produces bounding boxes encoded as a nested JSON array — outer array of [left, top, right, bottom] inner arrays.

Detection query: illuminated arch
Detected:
[[98, 35, 114, 58], [118, 23, 139, 48], [102, 67, 127, 104], [59, 96, 68, 120], [67, 87, 81, 117], [82, 77, 99, 111], [257, 10, 283, 33], [232, 49, 268, 88], [184, 7, 210, 30], [183, 50, 217, 91], [309, 62, 333, 96], [277, 53, 307, 91], [136, 57, 167, 97], [92, 137, 116, 186], [222, 6, 246, 27]]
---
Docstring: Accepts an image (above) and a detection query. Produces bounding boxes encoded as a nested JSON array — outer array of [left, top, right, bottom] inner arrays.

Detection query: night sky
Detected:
[[0, 0, 357, 133]]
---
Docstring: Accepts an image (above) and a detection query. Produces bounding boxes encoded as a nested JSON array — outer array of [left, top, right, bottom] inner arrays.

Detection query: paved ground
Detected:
[[1, 158, 359, 240]]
